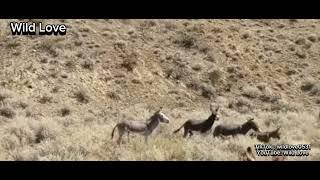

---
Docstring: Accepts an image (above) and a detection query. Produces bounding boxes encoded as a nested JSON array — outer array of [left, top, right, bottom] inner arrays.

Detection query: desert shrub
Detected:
[[204, 52, 216, 62], [192, 64, 202, 71], [242, 85, 261, 99], [114, 40, 127, 52], [74, 90, 90, 104], [8, 98, 29, 110], [107, 92, 121, 100], [2, 117, 60, 153], [0, 89, 13, 102], [121, 53, 138, 72], [2, 118, 36, 149], [196, 41, 211, 53], [65, 60, 76, 69], [295, 37, 306, 45], [270, 99, 302, 112], [10, 149, 39, 161], [6, 40, 21, 49], [307, 35, 317, 42], [38, 95, 52, 104], [301, 80, 315, 91], [38, 39, 59, 57], [200, 83, 216, 99], [33, 122, 59, 144], [209, 69, 223, 86], [0, 107, 16, 119], [60, 107, 71, 117], [257, 85, 281, 103], [310, 83, 320, 96], [81, 60, 94, 71], [295, 50, 307, 59], [174, 33, 196, 49], [301, 80, 320, 96], [228, 97, 252, 113]]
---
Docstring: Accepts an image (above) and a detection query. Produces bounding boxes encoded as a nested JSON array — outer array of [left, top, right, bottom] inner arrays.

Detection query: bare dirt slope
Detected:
[[0, 19, 319, 160]]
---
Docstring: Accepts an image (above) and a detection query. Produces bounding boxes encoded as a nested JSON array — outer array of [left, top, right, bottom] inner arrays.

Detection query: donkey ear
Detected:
[[158, 107, 163, 112], [210, 104, 214, 112]]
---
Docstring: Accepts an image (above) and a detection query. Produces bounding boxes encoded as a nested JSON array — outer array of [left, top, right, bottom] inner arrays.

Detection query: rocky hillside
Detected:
[[0, 19, 319, 160]]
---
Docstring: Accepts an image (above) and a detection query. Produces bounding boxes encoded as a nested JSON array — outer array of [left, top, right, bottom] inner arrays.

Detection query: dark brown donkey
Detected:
[[249, 127, 281, 143], [213, 118, 261, 137], [173, 105, 220, 138]]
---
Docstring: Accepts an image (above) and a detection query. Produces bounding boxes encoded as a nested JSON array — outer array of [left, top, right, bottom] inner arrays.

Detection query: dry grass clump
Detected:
[[200, 83, 216, 99], [5, 40, 21, 49], [301, 80, 320, 96], [0, 107, 16, 119], [174, 33, 196, 49], [209, 69, 223, 86], [242, 85, 261, 99], [73, 90, 90, 104], [228, 97, 252, 113], [38, 95, 52, 104], [81, 60, 94, 71], [60, 107, 71, 117], [121, 52, 139, 72], [37, 39, 60, 57], [0, 89, 13, 102], [1, 117, 61, 153]]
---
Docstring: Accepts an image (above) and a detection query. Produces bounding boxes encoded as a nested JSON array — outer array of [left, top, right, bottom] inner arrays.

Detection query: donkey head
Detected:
[[155, 107, 170, 123], [270, 127, 281, 139], [209, 104, 220, 121], [244, 118, 261, 132]]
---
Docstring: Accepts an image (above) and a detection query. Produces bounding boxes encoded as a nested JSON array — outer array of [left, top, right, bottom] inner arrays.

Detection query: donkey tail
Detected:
[[173, 123, 185, 134], [111, 124, 119, 139]]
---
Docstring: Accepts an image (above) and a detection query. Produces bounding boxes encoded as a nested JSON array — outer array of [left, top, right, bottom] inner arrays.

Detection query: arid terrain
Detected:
[[0, 19, 319, 161]]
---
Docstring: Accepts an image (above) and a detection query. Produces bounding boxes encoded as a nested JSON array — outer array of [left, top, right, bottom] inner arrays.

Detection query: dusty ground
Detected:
[[0, 19, 319, 161]]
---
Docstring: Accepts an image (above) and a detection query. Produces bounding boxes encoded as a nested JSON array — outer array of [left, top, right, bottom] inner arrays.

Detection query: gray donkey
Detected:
[[173, 105, 220, 138], [111, 107, 170, 145], [213, 118, 261, 137]]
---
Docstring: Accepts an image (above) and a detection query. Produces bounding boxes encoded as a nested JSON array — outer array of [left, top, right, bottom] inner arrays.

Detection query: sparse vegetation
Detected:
[[0, 19, 319, 161]]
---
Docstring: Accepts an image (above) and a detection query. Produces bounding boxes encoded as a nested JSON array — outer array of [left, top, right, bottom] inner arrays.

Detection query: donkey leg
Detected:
[[117, 128, 124, 145], [127, 131, 130, 143], [189, 131, 194, 137], [183, 127, 188, 138]]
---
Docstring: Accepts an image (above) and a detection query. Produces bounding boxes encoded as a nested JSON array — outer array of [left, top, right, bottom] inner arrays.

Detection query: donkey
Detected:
[[213, 118, 261, 137], [249, 127, 281, 143], [173, 105, 220, 138], [111, 107, 170, 145]]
